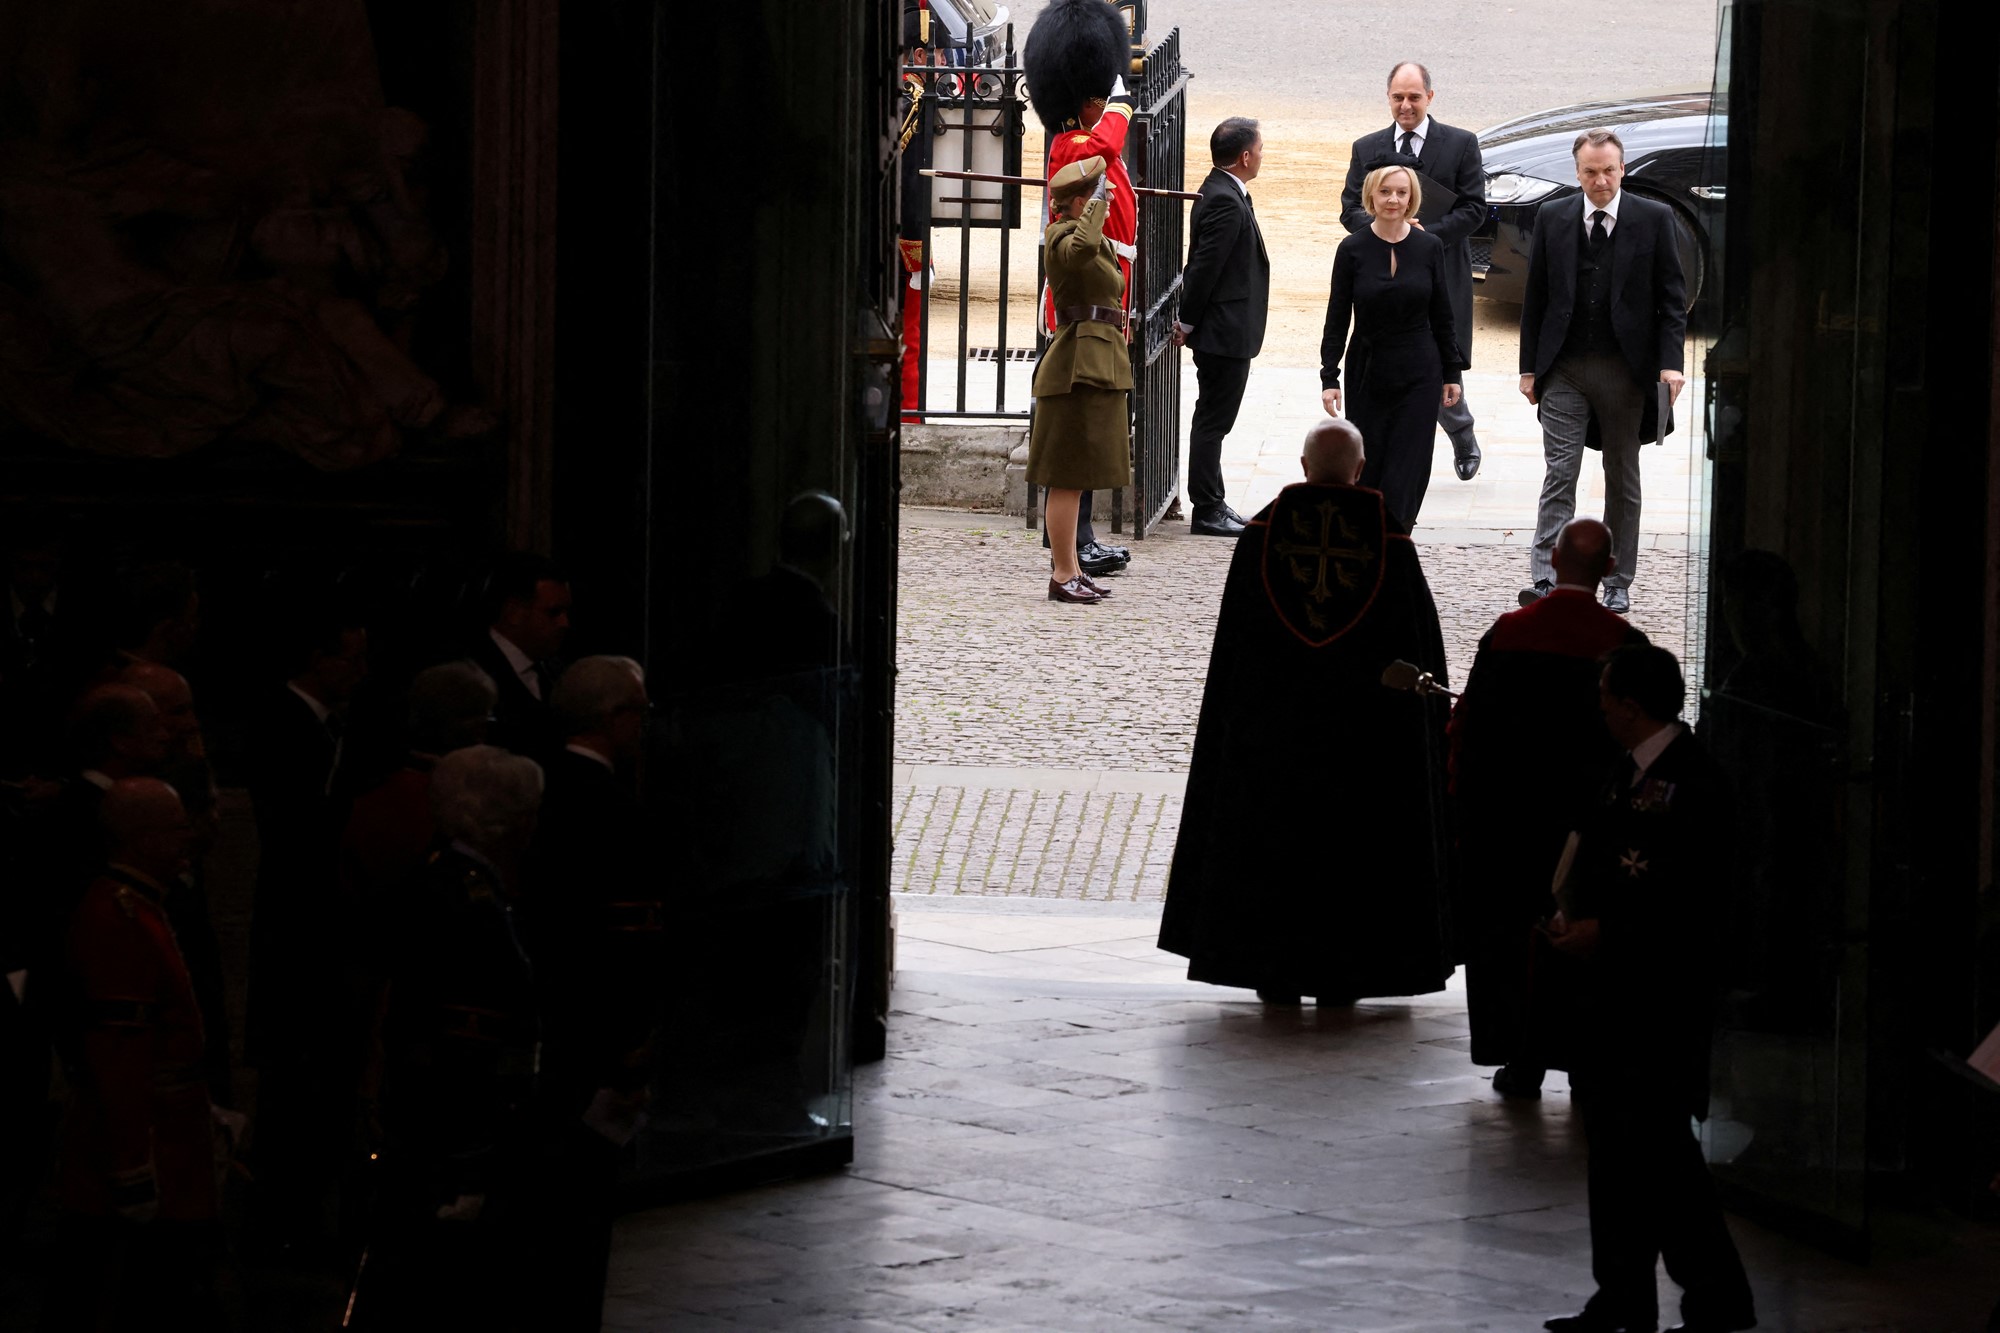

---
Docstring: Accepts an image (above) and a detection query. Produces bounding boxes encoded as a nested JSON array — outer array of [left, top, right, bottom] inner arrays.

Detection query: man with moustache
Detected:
[[1340, 61, 1489, 483]]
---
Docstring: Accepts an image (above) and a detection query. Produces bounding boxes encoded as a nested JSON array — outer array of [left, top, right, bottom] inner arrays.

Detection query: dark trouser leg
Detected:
[[1572, 352, 1644, 590], [1657, 1118, 1755, 1327], [1075, 486, 1096, 547], [1574, 1074, 1664, 1328], [1187, 350, 1251, 513], [1437, 387, 1476, 441], [521, 1117, 621, 1332]]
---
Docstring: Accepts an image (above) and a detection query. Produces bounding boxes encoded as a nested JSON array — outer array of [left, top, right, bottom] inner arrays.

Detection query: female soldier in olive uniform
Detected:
[[1030, 155, 1132, 605]]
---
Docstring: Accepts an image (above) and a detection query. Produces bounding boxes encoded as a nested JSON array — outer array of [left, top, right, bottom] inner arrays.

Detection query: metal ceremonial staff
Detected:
[[920, 168, 1200, 201]]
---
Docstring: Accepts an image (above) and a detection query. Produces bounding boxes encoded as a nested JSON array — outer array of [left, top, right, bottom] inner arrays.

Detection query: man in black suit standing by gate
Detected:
[[1172, 117, 1270, 538], [1340, 61, 1488, 483], [1519, 129, 1688, 615]]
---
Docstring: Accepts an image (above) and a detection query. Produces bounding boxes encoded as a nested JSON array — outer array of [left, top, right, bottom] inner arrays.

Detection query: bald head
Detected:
[[1302, 418, 1365, 485], [100, 778, 193, 881], [73, 683, 167, 776], [118, 661, 200, 755], [1552, 519, 1617, 587]]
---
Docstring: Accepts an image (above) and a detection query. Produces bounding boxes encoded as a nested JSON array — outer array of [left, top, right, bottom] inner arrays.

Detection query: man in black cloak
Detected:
[[1448, 519, 1647, 1098], [1159, 419, 1454, 1004]]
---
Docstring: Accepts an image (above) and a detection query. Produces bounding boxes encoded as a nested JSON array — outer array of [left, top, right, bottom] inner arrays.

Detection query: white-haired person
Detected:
[[354, 744, 542, 1328], [514, 654, 659, 1328], [1318, 161, 1466, 533]]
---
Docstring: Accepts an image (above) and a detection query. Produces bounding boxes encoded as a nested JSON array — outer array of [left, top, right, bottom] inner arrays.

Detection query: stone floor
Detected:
[[605, 901, 2000, 1331]]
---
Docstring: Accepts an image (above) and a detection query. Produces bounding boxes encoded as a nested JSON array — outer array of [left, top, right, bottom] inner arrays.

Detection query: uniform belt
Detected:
[[1055, 305, 1127, 331]]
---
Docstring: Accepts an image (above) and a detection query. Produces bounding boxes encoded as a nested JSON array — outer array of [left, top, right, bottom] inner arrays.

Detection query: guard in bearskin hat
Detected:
[[1025, 0, 1135, 576]]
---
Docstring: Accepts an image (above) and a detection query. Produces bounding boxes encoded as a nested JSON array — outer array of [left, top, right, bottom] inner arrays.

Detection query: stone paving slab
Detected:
[[607, 904, 2000, 1332]]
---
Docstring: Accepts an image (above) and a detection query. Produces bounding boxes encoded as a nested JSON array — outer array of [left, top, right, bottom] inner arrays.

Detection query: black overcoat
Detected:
[[1158, 483, 1454, 1000]]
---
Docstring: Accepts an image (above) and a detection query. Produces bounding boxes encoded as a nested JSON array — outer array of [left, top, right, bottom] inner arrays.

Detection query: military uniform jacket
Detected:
[[1032, 198, 1134, 398], [58, 866, 218, 1221], [1558, 727, 1732, 1117]]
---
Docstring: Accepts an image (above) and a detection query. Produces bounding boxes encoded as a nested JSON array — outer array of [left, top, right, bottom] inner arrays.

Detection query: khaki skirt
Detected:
[[1027, 386, 1132, 491]]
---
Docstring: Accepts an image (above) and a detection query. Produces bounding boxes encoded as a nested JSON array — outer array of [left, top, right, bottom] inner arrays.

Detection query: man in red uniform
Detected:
[[1027, 0, 1136, 576], [53, 777, 228, 1327], [1447, 519, 1648, 1100]]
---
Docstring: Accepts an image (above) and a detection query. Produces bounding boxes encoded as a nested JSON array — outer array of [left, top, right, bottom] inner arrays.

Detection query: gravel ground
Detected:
[[893, 509, 1692, 774], [891, 509, 1694, 901]]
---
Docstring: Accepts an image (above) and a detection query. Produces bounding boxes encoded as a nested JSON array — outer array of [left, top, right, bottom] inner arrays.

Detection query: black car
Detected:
[[1470, 92, 1726, 314]]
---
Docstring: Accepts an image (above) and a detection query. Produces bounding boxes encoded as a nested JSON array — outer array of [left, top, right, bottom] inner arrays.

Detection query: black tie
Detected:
[[1590, 209, 1609, 249], [1398, 130, 1415, 158], [531, 661, 556, 701], [1243, 192, 1253, 209]]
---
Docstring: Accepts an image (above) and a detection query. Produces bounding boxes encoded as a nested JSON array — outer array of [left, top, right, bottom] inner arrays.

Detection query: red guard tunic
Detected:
[[57, 866, 218, 1221], [1043, 91, 1137, 331]]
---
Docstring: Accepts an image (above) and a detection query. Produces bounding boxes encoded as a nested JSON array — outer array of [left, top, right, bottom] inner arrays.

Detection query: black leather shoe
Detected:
[[1221, 503, 1250, 525], [1190, 507, 1247, 537], [1519, 579, 1553, 608], [1493, 1064, 1545, 1100], [1603, 586, 1631, 614], [1081, 539, 1130, 562], [1255, 990, 1301, 1005], [1451, 430, 1482, 481], [1079, 548, 1128, 578], [1545, 1314, 1655, 1333]]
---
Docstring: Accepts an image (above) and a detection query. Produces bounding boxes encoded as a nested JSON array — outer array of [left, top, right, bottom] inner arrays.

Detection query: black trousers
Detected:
[[1187, 350, 1251, 512], [1573, 1073, 1754, 1328]]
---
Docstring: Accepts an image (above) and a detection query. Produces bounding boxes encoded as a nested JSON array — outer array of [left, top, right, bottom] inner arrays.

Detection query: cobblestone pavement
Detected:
[[893, 509, 1694, 900]]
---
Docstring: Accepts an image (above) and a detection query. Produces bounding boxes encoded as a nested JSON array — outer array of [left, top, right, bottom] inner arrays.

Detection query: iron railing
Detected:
[[1123, 25, 1188, 537]]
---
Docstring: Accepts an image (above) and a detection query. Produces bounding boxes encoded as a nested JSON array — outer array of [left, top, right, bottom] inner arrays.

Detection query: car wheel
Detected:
[[1628, 186, 1706, 316]]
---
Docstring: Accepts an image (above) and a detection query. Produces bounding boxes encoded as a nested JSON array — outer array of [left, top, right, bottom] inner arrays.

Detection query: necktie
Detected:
[[531, 661, 555, 701], [1590, 209, 1609, 248], [1398, 130, 1415, 158], [1244, 192, 1253, 209]]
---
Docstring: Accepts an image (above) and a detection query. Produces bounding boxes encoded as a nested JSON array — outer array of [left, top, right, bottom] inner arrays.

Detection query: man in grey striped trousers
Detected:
[[1516, 130, 1688, 615]]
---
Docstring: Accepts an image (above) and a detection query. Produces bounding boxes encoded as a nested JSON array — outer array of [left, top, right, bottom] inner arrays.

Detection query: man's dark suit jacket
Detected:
[[1555, 727, 1731, 1117], [518, 748, 663, 1112], [1178, 168, 1270, 359], [1519, 192, 1688, 444], [464, 630, 560, 760], [1339, 120, 1486, 359], [243, 687, 344, 1057]]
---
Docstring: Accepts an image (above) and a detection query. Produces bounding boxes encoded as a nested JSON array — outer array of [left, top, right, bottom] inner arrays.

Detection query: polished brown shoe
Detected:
[[1076, 572, 1114, 597], [1047, 577, 1103, 604]]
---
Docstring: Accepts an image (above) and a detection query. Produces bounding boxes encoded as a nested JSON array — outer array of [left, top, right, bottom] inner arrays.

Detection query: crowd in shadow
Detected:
[[0, 511, 842, 1331]]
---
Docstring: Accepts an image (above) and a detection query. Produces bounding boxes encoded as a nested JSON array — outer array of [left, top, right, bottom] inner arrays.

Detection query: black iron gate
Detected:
[[1122, 25, 1188, 537]]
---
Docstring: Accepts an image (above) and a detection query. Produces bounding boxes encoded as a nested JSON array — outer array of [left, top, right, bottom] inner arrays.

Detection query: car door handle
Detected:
[[1690, 186, 1726, 201]]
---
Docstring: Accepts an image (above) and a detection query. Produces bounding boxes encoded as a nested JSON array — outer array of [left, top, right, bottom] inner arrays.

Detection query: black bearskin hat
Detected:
[[1023, 0, 1128, 135], [901, 3, 928, 48]]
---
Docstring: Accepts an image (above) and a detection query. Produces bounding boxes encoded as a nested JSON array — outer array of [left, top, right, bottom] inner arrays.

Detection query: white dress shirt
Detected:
[[1391, 115, 1432, 158], [489, 627, 542, 700], [1583, 189, 1625, 239], [1627, 720, 1683, 785]]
